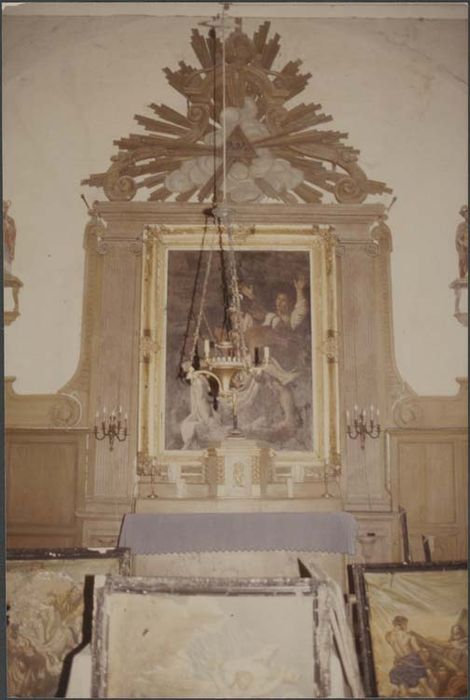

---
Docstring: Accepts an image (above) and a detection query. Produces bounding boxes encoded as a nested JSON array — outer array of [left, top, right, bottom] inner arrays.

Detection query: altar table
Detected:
[[119, 511, 357, 585], [119, 511, 358, 555]]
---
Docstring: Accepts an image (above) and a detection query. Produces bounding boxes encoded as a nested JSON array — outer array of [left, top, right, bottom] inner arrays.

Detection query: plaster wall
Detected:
[[3, 3, 468, 396]]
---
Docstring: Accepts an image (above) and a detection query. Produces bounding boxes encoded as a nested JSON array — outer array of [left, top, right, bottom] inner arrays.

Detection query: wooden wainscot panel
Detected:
[[81, 517, 123, 548], [388, 428, 468, 562], [6, 428, 88, 548], [409, 531, 461, 562], [7, 531, 78, 548]]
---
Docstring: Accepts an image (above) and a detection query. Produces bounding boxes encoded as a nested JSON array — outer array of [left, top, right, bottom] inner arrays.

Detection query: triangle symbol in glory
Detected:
[[224, 124, 258, 163]]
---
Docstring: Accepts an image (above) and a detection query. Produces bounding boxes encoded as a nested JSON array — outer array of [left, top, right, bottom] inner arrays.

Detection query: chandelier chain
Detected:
[[178, 217, 210, 373], [221, 4, 227, 204], [191, 241, 215, 361], [226, 224, 248, 361]]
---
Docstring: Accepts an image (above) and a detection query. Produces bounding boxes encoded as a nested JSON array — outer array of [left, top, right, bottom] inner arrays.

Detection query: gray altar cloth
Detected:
[[119, 512, 358, 555]]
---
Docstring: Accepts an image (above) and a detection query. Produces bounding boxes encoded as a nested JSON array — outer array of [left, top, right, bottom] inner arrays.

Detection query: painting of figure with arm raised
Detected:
[[165, 249, 313, 452], [352, 564, 468, 698]]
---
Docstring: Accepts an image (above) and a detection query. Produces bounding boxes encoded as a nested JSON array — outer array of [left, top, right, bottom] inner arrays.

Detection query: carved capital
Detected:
[[129, 240, 143, 256], [95, 239, 109, 255], [84, 213, 107, 251], [370, 216, 393, 253], [365, 241, 380, 257]]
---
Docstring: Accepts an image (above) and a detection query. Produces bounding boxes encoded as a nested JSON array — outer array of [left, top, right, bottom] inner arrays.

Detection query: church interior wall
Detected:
[[3, 5, 468, 396]]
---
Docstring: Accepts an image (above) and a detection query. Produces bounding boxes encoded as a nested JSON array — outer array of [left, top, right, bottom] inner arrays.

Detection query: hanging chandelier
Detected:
[[180, 7, 269, 435]]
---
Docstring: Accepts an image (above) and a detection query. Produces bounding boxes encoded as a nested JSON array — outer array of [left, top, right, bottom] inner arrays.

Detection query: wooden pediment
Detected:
[[82, 21, 391, 205]]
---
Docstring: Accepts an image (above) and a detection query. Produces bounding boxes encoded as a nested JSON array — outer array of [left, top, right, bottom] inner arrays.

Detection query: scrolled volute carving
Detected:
[[49, 393, 82, 427], [103, 154, 137, 202], [392, 395, 424, 428], [264, 102, 289, 134], [104, 174, 137, 202], [186, 103, 211, 142], [334, 176, 367, 204]]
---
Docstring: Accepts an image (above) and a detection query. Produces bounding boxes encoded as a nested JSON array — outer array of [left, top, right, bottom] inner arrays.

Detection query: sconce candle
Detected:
[[346, 405, 380, 449], [94, 407, 128, 451]]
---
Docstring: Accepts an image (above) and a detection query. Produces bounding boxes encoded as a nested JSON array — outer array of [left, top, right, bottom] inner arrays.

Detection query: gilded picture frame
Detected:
[[138, 224, 340, 480], [350, 561, 468, 698], [91, 575, 331, 698]]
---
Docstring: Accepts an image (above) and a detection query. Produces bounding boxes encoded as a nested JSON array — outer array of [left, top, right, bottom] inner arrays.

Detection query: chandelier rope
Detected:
[[179, 6, 269, 436], [221, 4, 228, 204]]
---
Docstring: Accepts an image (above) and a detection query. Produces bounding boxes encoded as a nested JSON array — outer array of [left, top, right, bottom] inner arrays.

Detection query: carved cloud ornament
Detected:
[[82, 21, 391, 206]]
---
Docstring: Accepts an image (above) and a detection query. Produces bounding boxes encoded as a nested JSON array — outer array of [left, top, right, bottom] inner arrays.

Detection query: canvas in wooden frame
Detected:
[[6, 547, 130, 698], [350, 561, 468, 698], [91, 575, 333, 698], [138, 224, 339, 479]]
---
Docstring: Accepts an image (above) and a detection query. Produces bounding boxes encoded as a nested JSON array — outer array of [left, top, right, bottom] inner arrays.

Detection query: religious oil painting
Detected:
[[6, 548, 130, 698], [351, 562, 468, 698], [92, 577, 324, 699], [166, 248, 312, 451], [139, 225, 339, 466]]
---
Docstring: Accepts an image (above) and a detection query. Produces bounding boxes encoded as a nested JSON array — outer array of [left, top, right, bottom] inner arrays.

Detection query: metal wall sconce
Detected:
[[94, 407, 128, 451], [346, 405, 380, 449]]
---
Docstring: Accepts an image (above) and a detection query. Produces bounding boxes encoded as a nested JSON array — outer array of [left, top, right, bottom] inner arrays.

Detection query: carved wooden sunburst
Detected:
[[82, 21, 391, 205]]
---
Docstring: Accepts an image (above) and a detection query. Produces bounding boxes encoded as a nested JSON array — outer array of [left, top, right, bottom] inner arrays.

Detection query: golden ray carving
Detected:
[[82, 22, 391, 205]]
